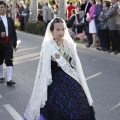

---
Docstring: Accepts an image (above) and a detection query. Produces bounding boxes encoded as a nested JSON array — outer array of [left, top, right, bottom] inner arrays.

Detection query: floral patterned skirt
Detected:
[[40, 61, 94, 120]]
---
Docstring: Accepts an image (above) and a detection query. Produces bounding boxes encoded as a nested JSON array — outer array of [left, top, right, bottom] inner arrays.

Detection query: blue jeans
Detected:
[[95, 23, 103, 47]]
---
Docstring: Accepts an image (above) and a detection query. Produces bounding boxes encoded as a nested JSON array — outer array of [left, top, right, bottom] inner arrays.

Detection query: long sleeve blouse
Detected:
[[89, 4, 96, 20]]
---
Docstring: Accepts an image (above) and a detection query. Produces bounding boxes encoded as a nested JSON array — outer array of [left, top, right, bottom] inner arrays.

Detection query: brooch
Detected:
[[54, 53, 60, 59]]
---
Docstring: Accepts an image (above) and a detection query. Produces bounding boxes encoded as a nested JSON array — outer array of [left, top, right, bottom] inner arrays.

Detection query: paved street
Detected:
[[0, 31, 120, 120]]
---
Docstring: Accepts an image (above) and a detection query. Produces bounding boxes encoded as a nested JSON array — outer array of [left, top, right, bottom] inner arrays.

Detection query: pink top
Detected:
[[89, 4, 96, 20]]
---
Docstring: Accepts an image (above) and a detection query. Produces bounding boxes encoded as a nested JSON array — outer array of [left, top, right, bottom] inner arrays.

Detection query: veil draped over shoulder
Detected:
[[24, 17, 93, 120]]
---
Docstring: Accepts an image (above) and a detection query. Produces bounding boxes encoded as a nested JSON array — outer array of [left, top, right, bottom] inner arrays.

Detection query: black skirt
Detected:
[[40, 61, 95, 120]]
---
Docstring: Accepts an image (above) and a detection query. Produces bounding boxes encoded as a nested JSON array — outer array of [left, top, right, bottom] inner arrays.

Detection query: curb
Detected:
[[16, 30, 120, 58]]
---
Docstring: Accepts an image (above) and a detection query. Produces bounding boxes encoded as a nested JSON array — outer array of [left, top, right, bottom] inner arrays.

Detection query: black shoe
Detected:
[[96, 47, 103, 51], [0, 77, 5, 83], [103, 48, 109, 51], [86, 44, 92, 48], [108, 49, 115, 53], [114, 51, 120, 54], [7, 80, 16, 86]]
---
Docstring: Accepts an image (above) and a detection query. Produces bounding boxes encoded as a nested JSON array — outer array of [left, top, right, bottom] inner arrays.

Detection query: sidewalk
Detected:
[[17, 30, 120, 58]]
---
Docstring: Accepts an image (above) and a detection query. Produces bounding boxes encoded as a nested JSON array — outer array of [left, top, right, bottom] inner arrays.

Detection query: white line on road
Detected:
[[92, 58, 99, 62], [0, 94, 2, 98], [86, 72, 102, 80], [110, 103, 120, 110], [3, 104, 23, 120]]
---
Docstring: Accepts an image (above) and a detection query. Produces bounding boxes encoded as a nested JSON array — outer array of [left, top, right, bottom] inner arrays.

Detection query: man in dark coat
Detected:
[[0, 1, 17, 86]]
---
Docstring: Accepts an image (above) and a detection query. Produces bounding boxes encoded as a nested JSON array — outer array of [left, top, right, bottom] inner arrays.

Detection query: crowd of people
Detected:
[[6, 1, 30, 31], [66, 0, 120, 55], [36, 0, 120, 55]]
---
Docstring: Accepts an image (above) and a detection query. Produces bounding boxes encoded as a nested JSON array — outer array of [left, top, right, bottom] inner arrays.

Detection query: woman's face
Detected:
[[103, 2, 106, 8], [96, 0, 100, 2], [90, 0, 93, 4], [52, 23, 65, 41]]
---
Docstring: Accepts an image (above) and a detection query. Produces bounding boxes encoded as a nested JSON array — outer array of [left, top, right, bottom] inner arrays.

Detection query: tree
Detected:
[[29, 0, 38, 21], [59, 0, 67, 20], [11, 0, 17, 21]]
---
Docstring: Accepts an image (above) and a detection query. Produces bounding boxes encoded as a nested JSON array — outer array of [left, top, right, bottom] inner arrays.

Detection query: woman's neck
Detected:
[[103, 7, 108, 10], [54, 38, 63, 46], [97, 1, 101, 5]]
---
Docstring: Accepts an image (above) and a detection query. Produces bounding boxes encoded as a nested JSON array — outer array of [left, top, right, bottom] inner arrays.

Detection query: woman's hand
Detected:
[[93, 14, 96, 18], [86, 17, 90, 22]]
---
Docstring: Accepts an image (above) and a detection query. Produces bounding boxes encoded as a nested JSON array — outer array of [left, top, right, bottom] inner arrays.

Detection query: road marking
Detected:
[[7, 90, 17, 95], [3, 104, 23, 120], [86, 72, 102, 80], [0, 94, 2, 98], [92, 58, 99, 62], [110, 103, 120, 110]]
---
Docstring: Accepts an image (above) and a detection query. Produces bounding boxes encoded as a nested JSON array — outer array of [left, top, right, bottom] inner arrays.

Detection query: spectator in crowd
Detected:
[[116, 6, 120, 30], [23, 2, 30, 25], [66, 1, 70, 8], [75, 0, 82, 23], [37, 9, 43, 21], [52, 4, 59, 19], [67, 2, 75, 19], [19, 1, 25, 31], [38, 2, 42, 9], [94, 0, 103, 50], [52, 0, 56, 7], [87, 0, 97, 48], [82, 0, 93, 47], [76, 0, 81, 13], [67, 9, 78, 33], [106, 0, 120, 54], [15, 3, 20, 22], [42, 2, 53, 31], [52, 6, 56, 18], [98, 1, 111, 51], [6, 4, 12, 17]]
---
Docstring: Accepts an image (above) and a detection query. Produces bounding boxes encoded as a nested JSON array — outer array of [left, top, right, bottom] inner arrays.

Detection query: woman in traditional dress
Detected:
[[24, 17, 95, 120]]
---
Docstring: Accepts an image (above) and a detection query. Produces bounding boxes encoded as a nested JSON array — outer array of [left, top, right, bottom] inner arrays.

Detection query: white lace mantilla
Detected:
[[24, 39, 93, 120]]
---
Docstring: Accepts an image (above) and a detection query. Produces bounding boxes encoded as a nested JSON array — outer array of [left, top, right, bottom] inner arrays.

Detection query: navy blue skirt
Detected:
[[40, 61, 94, 120]]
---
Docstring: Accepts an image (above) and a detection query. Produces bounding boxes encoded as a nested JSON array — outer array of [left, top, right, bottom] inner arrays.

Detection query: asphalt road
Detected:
[[0, 31, 120, 120]]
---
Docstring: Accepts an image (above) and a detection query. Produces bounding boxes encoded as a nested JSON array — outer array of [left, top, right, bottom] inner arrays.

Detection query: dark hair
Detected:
[[104, 1, 111, 7], [0, 1, 7, 7], [50, 18, 64, 31], [91, 0, 96, 4], [67, 1, 69, 4], [72, 9, 77, 14], [70, 2, 73, 5], [45, 2, 48, 6], [56, 4, 59, 9]]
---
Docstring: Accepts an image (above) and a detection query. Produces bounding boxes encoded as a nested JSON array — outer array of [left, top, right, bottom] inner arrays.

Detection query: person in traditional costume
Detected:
[[0, 1, 17, 86], [24, 17, 95, 120]]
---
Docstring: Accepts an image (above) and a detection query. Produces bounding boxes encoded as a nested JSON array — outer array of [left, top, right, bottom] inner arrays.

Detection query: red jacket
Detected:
[[67, 5, 75, 19]]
